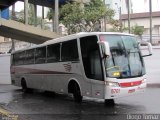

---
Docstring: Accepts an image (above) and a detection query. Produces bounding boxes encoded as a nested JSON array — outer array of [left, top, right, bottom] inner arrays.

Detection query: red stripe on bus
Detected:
[[120, 80, 142, 87], [11, 67, 72, 75]]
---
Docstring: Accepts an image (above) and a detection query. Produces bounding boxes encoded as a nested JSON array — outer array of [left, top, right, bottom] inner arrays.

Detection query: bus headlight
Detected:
[[142, 78, 147, 84], [105, 81, 120, 87]]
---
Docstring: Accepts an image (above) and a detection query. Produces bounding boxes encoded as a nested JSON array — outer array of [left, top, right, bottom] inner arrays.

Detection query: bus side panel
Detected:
[[11, 73, 21, 87], [23, 62, 91, 96]]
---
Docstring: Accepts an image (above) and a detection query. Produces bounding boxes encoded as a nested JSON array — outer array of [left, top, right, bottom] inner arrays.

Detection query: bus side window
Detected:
[[11, 54, 15, 65], [61, 40, 79, 61], [14, 54, 18, 65], [80, 36, 103, 81], [14, 51, 26, 65], [47, 44, 60, 63], [35, 47, 46, 64], [25, 49, 34, 64]]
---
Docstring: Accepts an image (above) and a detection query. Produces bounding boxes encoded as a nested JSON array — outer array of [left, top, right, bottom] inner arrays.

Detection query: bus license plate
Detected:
[[128, 89, 135, 93]]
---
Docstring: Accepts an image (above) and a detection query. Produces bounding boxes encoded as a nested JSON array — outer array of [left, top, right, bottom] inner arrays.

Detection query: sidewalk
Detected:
[[147, 83, 160, 88], [141, 45, 160, 50], [152, 45, 160, 49]]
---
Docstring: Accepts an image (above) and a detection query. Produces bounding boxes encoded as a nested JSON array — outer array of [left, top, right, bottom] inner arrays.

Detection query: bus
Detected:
[[10, 32, 152, 104]]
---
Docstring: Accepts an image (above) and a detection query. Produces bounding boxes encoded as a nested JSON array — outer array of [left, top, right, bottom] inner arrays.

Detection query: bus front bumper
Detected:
[[104, 82, 147, 100]]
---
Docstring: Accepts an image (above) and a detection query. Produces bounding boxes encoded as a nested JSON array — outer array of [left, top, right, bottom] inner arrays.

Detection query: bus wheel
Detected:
[[21, 79, 28, 93], [105, 99, 115, 106], [73, 83, 82, 103]]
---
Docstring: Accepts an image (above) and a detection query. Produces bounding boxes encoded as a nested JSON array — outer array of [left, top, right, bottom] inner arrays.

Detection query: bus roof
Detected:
[[12, 32, 135, 54]]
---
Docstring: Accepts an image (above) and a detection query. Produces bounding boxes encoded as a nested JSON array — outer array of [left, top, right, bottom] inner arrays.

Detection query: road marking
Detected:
[[0, 108, 18, 120]]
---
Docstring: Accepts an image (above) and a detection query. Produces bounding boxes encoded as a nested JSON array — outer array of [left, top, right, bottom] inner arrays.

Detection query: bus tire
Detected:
[[105, 99, 115, 106], [73, 83, 82, 103], [21, 79, 29, 93]]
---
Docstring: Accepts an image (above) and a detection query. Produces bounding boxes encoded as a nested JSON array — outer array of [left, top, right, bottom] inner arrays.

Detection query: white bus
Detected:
[[11, 32, 152, 104]]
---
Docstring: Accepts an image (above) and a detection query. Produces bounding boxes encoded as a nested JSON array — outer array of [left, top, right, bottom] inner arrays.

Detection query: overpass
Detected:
[[0, 18, 61, 44], [0, 0, 67, 9], [0, 0, 67, 44], [0, 0, 17, 9]]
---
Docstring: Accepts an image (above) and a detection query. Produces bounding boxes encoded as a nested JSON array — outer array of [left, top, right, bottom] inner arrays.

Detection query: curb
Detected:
[[147, 83, 160, 88], [141, 47, 160, 50], [0, 108, 18, 120]]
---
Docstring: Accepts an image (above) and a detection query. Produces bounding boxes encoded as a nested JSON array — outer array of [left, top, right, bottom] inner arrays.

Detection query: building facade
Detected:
[[0, 38, 34, 53], [121, 12, 160, 44]]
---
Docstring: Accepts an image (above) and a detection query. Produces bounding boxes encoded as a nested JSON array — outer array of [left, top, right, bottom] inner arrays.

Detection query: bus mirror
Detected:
[[139, 42, 152, 57], [98, 41, 110, 58]]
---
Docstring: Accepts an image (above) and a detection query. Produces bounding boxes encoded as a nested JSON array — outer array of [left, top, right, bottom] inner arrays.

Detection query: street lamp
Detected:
[[127, 0, 131, 33], [103, 0, 107, 32], [149, 0, 152, 44], [115, 3, 122, 32]]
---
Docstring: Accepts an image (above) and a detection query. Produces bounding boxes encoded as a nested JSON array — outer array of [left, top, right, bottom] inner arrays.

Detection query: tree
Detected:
[[108, 20, 128, 32], [15, 4, 47, 28], [47, 8, 54, 21], [131, 24, 144, 40], [47, 0, 115, 34]]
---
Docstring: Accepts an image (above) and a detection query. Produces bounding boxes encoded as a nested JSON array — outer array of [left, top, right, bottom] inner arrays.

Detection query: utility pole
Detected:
[[119, 7, 122, 32], [119, 0, 122, 32], [24, 0, 28, 25], [115, 2, 122, 32], [127, 0, 130, 33], [149, 0, 152, 44], [11, 4, 16, 52]]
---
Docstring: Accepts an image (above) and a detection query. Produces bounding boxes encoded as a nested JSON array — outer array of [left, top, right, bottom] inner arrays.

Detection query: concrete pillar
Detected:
[[33, 3, 37, 27], [12, 4, 16, 20], [52, 8, 54, 32], [0, 9, 1, 25], [11, 39, 15, 52], [24, 0, 29, 25], [41, 6, 44, 29], [54, 0, 59, 33], [0, 9, 1, 18]]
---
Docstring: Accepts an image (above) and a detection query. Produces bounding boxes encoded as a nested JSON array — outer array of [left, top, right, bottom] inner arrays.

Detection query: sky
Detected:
[[10, 0, 160, 16], [9, 1, 48, 17], [131, 0, 160, 13]]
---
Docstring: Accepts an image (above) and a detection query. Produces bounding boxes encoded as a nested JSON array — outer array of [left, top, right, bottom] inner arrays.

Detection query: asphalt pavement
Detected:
[[0, 85, 160, 120]]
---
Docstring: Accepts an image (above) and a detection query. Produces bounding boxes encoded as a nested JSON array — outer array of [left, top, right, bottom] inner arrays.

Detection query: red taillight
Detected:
[[120, 80, 142, 88]]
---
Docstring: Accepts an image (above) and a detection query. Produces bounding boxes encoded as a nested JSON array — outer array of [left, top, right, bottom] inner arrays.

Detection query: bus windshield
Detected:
[[101, 34, 146, 79]]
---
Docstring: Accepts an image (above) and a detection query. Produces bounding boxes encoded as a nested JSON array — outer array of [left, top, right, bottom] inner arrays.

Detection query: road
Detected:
[[145, 48, 160, 83], [0, 85, 160, 120], [0, 48, 159, 120]]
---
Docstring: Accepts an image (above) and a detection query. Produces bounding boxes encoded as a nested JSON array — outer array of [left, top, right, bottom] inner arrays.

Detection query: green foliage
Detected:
[[60, 2, 84, 25], [108, 20, 121, 32], [108, 20, 128, 32], [15, 4, 46, 27], [84, 0, 106, 23], [131, 24, 144, 36], [47, 8, 53, 20], [47, 0, 115, 34]]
